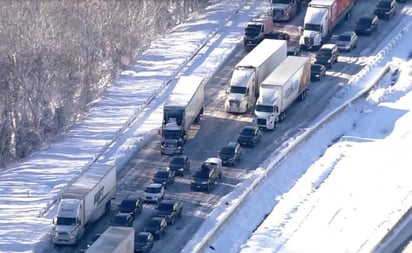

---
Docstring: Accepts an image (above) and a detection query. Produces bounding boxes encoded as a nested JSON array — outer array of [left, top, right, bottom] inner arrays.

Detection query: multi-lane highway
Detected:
[[43, 1, 412, 252]]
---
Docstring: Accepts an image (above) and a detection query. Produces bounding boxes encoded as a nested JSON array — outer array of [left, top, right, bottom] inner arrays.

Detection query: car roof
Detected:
[[171, 155, 187, 160], [147, 183, 163, 188], [320, 44, 337, 50], [124, 194, 141, 201], [340, 31, 355, 36], [137, 232, 152, 237]]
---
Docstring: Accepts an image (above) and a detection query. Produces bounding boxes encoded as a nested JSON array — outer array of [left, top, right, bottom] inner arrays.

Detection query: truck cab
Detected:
[[161, 119, 185, 155], [53, 199, 84, 245], [271, 0, 301, 22], [243, 15, 273, 49], [254, 84, 281, 130], [299, 6, 328, 50], [225, 68, 256, 113]]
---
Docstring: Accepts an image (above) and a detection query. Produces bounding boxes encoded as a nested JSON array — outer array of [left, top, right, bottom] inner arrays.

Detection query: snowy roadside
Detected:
[[0, 0, 270, 251]]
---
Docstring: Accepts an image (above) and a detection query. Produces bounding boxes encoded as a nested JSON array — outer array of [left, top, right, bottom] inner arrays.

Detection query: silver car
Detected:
[[335, 31, 358, 51]]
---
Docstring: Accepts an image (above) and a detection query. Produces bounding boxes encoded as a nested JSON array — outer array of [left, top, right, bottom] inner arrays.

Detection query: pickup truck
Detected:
[[154, 199, 183, 225]]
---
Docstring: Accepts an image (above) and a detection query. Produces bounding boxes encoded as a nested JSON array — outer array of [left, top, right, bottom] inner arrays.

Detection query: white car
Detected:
[[143, 183, 165, 203], [335, 31, 358, 51]]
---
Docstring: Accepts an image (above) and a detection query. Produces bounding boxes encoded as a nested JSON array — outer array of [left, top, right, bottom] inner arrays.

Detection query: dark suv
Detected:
[[355, 14, 379, 36], [168, 155, 190, 177], [119, 195, 143, 219], [152, 169, 175, 189], [374, 0, 396, 20], [218, 142, 242, 166], [315, 44, 339, 69], [237, 125, 261, 147]]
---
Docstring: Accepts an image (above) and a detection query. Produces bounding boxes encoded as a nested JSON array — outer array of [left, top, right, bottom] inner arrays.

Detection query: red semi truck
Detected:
[[299, 0, 355, 50]]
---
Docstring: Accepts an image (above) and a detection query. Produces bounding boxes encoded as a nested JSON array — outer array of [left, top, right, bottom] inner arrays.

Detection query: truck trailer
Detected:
[[53, 163, 116, 245], [161, 76, 205, 155], [86, 226, 134, 253], [225, 39, 287, 114], [299, 0, 355, 50], [271, 0, 302, 22], [255, 56, 311, 130]]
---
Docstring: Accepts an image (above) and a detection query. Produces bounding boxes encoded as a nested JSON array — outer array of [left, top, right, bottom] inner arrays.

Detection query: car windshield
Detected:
[[220, 147, 234, 155], [317, 49, 332, 57], [157, 203, 173, 212], [311, 65, 322, 72], [338, 35, 351, 41], [193, 171, 209, 179], [230, 86, 247, 94], [146, 219, 161, 227], [255, 104, 274, 112], [358, 18, 371, 26], [145, 186, 161, 193], [155, 171, 169, 179], [170, 157, 184, 166], [136, 234, 149, 243], [113, 216, 128, 225], [56, 217, 76, 226], [240, 128, 255, 136], [120, 200, 135, 210]]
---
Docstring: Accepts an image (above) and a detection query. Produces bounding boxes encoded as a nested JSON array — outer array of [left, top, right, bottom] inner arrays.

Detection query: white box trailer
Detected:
[[86, 226, 134, 253], [255, 56, 311, 130], [161, 76, 205, 155], [225, 39, 287, 113], [53, 163, 116, 245]]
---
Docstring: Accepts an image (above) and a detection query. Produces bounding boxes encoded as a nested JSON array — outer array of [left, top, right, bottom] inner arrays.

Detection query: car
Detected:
[[355, 14, 379, 36], [190, 158, 223, 192], [263, 31, 290, 41], [154, 199, 183, 225], [152, 169, 175, 189], [335, 31, 358, 52], [111, 213, 134, 227], [218, 142, 242, 166], [237, 125, 261, 147], [144, 217, 168, 240], [118, 195, 143, 219], [315, 44, 339, 69], [143, 183, 165, 204], [310, 64, 327, 82], [168, 155, 191, 177], [374, 0, 396, 20], [134, 232, 154, 253]]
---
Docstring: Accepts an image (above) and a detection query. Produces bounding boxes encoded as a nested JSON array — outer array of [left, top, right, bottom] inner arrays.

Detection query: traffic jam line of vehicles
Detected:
[[49, 0, 408, 252]]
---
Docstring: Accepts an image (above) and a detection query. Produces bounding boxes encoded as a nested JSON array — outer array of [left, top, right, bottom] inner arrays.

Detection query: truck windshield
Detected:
[[255, 104, 274, 113], [245, 25, 261, 37], [304, 23, 321, 32], [56, 217, 76, 226], [230, 86, 247, 94], [163, 130, 181, 139], [272, 0, 290, 4]]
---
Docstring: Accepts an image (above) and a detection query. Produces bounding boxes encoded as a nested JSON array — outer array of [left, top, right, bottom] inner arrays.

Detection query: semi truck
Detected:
[[243, 15, 273, 50], [161, 76, 205, 155], [271, 0, 302, 22], [225, 39, 287, 114], [254, 56, 311, 130], [86, 226, 134, 253], [299, 0, 355, 50], [53, 163, 116, 245]]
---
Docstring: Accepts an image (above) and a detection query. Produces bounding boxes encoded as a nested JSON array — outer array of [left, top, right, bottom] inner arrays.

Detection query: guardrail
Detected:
[[183, 18, 412, 253]]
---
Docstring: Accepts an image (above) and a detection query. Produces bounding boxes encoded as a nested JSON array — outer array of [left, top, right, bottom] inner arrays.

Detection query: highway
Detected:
[[43, 1, 411, 252]]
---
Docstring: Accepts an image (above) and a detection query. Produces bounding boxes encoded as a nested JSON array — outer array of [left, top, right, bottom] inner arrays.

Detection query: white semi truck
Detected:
[[86, 226, 134, 253], [161, 76, 205, 155], [255, 56, 311, 130], [299, 0, 354, 50], [225, 39, 287, 114], [53, 163, 116, 245]]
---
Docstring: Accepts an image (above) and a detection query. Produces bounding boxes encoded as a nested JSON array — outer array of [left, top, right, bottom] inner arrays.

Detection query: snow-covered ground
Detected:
[[195, 17, 412, 253], [2, 0, 412, 252], [0, 0, 266, 252]]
